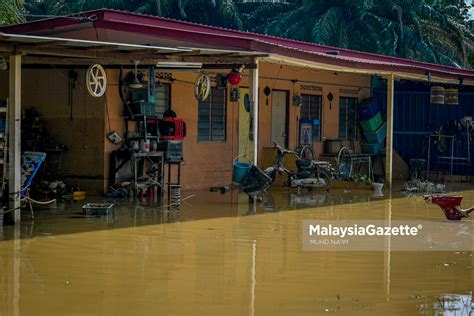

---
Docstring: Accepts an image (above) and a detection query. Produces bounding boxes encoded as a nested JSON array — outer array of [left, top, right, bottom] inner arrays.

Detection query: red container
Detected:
[[160, 117, 186, 140]]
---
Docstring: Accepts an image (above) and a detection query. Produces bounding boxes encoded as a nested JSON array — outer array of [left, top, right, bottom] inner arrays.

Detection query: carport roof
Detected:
[[1, 9, 474, 83]]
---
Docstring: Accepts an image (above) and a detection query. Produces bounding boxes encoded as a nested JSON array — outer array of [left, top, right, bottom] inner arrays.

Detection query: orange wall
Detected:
[[105, 64, 370, 192], [1, 63, 371, 194], [0, 68, 106, 194], [257, 63, 371, 156]]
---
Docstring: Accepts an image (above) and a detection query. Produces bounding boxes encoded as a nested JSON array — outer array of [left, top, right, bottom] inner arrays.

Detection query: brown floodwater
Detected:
[[0, 187, 472, 315]]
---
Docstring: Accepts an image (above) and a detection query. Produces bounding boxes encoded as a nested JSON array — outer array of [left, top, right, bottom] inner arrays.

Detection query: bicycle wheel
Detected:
[[298, 145, 315, 161], [337, 147, 353, 179]]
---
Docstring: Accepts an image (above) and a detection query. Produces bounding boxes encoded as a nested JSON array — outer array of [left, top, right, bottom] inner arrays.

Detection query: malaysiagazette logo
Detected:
[[309, 223, 423, 238], [302, 220, 472, 251]]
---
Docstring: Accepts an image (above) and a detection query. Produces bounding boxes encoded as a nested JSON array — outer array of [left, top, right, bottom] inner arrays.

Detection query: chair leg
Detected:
[[26, 190, 34, 219]]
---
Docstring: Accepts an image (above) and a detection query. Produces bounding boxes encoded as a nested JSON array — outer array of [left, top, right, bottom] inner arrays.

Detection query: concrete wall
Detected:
[[1, 63, 371, 194], [257, 63, 371, 156], [104, 64, 371, 192], [0, 68, 105, 194]]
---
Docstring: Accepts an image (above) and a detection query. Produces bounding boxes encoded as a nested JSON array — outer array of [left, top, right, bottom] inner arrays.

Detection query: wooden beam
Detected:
[[7, 54, 21, 225], [385, 73, 394, 189], [0, 44, 168, 62]]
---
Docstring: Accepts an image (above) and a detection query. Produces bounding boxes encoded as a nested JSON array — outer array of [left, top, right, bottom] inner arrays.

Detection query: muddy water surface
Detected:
[[0, 189, 472, 315]]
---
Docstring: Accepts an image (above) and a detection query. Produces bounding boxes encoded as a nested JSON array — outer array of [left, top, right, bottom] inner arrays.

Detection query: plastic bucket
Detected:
[[232, 162, 252, 184]]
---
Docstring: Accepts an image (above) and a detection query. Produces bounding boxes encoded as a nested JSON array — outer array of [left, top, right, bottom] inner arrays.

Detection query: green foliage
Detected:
[[5, 0, 473, 68], [0, 0, 26, 25]]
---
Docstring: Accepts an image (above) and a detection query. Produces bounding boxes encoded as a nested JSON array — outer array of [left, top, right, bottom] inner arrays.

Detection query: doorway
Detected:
[[271, 90, 289, 148]]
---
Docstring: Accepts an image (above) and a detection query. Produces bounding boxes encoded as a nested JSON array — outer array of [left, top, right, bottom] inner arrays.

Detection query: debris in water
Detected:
[[403, 179, 445, 194], [438, 262, 456, 267]]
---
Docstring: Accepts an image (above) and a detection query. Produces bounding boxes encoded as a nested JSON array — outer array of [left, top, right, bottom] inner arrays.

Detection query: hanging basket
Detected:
[[430, 86, 445, 104], [445, 89, 459, 105]]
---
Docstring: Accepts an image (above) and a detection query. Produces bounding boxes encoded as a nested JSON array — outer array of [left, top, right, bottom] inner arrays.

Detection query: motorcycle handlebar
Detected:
[[272, 142, 296, 156]]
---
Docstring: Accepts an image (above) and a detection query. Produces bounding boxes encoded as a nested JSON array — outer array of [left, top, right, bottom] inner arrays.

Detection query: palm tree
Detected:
[[372, 0, 470, 66], [242, 0, 472, 67], [17, 0, 474, 67], [241, 1, 383, 50], [0, 0, 26, 25]]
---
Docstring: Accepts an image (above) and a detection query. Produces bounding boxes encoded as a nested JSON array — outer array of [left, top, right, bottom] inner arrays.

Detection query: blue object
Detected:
[[361, 142, 384, 155], [364, 122, 387, 144], [358, 98, 379, 119], [21, 152, 46, 197], [232, 162, 252, 184]]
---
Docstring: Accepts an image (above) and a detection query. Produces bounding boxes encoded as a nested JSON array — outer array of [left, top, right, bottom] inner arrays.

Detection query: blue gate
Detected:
[[372, 89, 474, 176]]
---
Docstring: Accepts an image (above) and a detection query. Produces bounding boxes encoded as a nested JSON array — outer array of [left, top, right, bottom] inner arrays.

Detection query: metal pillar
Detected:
[[7, 55, 21, 225], [249, 60, 259, 166], [385, 74, 394, 189]]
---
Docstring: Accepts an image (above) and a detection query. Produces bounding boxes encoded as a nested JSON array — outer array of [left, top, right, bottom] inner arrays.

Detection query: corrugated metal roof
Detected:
[[2, 9, 474, 82], [0, 31, 189, 53]]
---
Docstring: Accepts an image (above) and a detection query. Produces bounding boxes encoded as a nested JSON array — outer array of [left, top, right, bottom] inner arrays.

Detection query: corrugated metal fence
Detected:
[[372, 89, 474, 175]]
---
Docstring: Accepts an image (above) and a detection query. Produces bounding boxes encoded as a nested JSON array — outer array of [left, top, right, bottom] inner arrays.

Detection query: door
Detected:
[[271, 90, 289, 147], [238, 88, 254, 161]]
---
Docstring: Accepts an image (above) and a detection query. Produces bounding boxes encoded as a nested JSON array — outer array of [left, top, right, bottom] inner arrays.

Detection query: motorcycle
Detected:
[[264, 142, 332, 191]]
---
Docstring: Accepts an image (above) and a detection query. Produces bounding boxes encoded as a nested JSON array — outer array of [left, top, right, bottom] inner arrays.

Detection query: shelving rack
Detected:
[[426, 126, 471, 182]]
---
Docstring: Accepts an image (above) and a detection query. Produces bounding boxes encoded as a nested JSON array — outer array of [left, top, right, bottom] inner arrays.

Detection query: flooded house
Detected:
[[0, 9, 472, 315]]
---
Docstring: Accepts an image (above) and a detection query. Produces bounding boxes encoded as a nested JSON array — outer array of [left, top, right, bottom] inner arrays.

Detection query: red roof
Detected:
[[2, 9, 474, 82]]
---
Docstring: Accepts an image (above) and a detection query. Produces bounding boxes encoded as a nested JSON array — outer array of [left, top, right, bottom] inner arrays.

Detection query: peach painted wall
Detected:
[[257, 63, 371, 157], [104, 64, 370, 192], [0, 68, 106, 194], [1, 62, 371, 194]]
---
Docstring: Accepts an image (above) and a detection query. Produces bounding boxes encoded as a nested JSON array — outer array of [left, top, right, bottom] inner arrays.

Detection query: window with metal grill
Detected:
[[301, 94, 322, 141], [339, 97, 357, 141], [198, 88, 227, 142], [155, 83, 171, 118]]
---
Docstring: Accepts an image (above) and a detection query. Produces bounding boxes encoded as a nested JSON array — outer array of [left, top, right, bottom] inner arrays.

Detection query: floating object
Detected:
[[82, 203, 114, 216], [430, 86, 445, 104], [423, 195, 473, 220], [210, 186, 229, 194], [444, 88, 459, 105], [240, 165, 272, 198], [372, 182, 384, 193], [73, 191, 86, 200]]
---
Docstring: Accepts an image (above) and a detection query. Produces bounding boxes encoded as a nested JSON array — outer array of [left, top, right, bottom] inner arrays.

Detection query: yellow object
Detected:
[[430, 86, 445, 104], [73, 191, 86, 200], [445, 88, 459, 105]]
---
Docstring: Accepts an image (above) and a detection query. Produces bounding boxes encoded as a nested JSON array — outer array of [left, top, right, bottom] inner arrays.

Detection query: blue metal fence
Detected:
[[372, 89, 474, 175]]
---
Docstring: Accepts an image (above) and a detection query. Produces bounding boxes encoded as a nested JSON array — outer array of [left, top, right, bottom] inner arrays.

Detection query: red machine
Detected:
[[160, 117, 186, 141], [424, 195, 474, 220]]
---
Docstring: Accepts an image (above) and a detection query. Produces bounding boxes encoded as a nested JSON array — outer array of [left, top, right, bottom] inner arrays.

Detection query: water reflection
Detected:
[[419, 293, 473, 315], [0, 188, 472, 315]]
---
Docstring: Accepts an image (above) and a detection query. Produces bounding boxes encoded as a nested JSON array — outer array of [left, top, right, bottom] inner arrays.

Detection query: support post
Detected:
[[385, 74, 394, 189], [7, 55, 22, 225], [249, 60, 259, 166]]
